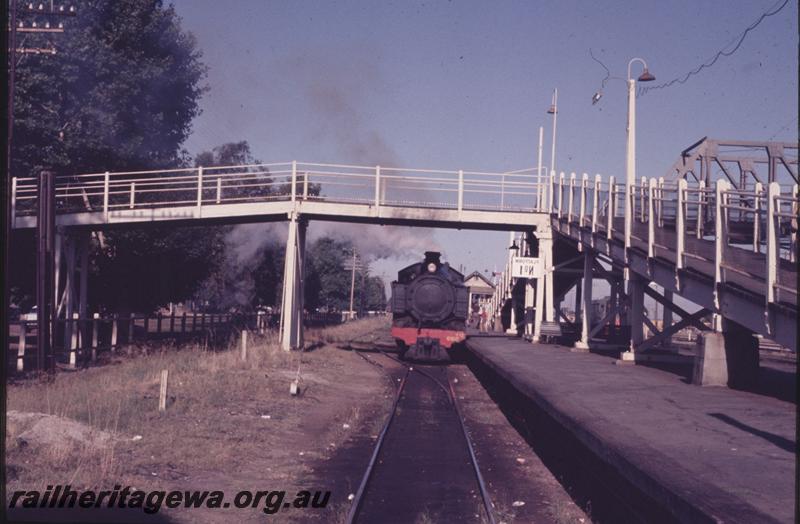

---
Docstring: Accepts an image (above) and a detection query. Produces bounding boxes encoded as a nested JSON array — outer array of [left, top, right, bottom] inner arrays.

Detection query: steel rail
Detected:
[[345, 349, 497, 524], [345, 366, 411, 524], [446, 374, 497, 524]]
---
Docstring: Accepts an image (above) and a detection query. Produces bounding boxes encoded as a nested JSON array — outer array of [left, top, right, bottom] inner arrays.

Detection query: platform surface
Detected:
[[466, 336, 796, 523]]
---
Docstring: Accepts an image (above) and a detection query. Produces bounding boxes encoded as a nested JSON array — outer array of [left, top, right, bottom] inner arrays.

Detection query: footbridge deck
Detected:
[[10, 161, 550, 231]]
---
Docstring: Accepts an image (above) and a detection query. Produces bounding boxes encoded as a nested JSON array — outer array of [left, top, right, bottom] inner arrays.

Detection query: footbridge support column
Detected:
[[574, 250, 594, 350], [694, 319, 760, 388], [619, 273, 645, 361], [521, 231, 536, 337], [59, 230, 91, 368], [506, 232, 517, 334], [280, 212, 307, 351], [533, 226, 554, 342]]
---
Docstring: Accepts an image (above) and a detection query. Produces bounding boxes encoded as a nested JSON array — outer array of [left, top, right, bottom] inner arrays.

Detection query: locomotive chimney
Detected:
[[424, 251, 441, 266]]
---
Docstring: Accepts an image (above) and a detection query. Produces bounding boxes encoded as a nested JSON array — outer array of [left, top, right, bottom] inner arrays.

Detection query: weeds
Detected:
[[6, 318, 389, 509]]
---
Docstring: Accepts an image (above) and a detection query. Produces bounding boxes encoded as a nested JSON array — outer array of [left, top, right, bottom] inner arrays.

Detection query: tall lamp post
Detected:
[[547, 88, 558, 177], [622, 58, 654, 356], [623, 58, 655, 253]]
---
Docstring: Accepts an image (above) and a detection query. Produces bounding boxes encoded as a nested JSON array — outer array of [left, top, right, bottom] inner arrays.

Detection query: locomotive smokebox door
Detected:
[[409, 275, 455, 324]]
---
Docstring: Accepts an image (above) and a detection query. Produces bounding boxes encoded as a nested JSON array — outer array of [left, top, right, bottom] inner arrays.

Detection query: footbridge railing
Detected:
[[549, 171, 798, 348], [11, 161, 549, 223]]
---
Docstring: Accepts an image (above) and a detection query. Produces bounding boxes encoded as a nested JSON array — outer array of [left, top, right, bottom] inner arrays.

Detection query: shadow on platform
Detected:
[[708, 412, 796, 453]]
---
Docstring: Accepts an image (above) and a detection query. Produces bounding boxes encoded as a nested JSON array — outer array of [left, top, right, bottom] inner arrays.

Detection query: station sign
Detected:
[[511, 256, 542, 279]]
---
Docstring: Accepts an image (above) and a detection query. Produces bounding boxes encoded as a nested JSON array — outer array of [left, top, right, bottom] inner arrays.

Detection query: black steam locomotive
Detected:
[[390, 252, 469, 361]]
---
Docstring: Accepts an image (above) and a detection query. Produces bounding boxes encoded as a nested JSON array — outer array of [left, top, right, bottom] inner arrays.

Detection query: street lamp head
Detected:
[[591, 91, 603, 105], [637, 69, 656, 82], [547, 104, 557, 115], [508, 240, 519, 252], [627, 57, 654, 82]]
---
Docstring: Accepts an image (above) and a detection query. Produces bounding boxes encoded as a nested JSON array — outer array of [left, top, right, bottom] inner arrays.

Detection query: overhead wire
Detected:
[[639, 0, 790, 98], [767, 116, 798, 141]]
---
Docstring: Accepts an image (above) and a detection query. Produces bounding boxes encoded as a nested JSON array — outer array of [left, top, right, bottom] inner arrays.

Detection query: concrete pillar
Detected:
[[629, 276, 644, 348], [295, 219, 307, 348], [524, 280, 535, 337], [533, 277, 545, 341], [620, 274, 645, 360], [693, 331, 728, 386], [722, 319, 759, 389], [693, 317, 760, 387], [280, 212, 306, 351], [507, 295, 517, 334], [575, 251, 593, 350], [541, 235, 555, 323]]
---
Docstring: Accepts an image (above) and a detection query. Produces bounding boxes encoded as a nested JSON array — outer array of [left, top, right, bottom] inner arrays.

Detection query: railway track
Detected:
[[345, 350, 496, 524]]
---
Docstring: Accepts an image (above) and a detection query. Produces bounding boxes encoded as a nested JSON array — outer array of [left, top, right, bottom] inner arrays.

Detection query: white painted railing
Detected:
[[548, 171, 798, 306], [11, 161, 550, 220]]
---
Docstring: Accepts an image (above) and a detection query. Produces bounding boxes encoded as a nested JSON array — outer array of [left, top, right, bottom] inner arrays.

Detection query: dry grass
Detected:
[[307, 316, 390, 345], [8, 330, 295, 434], [6, 318, 390, 514]]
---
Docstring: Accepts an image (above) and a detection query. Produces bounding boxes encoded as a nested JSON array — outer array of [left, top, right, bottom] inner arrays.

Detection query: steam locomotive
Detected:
[[390, 252, 468, 361]]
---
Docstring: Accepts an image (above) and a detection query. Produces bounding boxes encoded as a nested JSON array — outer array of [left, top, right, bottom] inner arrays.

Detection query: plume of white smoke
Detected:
[[226, 222, 287, 264], [228, 49, 437, 261], [307, 223, 441, 263]]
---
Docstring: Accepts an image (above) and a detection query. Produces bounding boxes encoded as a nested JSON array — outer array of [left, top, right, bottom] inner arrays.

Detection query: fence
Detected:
[[7, 309, 352, 372]]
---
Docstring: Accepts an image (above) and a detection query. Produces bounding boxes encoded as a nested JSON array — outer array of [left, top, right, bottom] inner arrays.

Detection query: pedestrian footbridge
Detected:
[[10, 154, 798, 357]]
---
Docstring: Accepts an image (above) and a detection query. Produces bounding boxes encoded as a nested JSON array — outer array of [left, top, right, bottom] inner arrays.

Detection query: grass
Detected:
[[9, 330, 294, 433], [6, 318, 390, 507], [307, 316, 389, 345]]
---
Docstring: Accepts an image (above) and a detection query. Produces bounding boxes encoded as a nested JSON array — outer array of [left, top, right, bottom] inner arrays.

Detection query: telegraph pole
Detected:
[[6, 0, 77, 372], [343, 249, 369, 320], [36, 171, 55, 371]]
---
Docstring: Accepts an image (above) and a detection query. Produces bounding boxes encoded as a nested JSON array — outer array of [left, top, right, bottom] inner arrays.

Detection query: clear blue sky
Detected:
[[172, 0, 798, 285]]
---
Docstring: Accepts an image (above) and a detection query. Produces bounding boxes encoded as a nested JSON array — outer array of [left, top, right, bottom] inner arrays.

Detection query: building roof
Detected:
[[465, 271, 495, 294]]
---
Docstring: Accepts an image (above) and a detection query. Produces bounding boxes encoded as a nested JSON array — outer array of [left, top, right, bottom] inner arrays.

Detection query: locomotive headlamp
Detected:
[[427, 262, 437, 273]]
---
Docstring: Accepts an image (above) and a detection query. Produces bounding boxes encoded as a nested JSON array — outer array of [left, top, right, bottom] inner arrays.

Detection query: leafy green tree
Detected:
[[306, 237, 353, 311], [363, 275, 387, 311], [303, 238, 386, 312], [12, 0, 206, 177], [10, 0, 212, 313], [91, 226, 226, 312]]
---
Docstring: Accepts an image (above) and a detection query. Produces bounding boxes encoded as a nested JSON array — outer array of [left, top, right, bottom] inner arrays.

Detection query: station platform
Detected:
[[465, 335, 796, 523]]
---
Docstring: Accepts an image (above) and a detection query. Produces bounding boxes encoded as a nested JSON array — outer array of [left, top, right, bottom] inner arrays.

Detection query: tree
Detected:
[[10, 0, 212, 313], [12, 0, 206, 177], [306, 238, 353, 311], [363, 275, 387, 311], [189, 141, 287, 312]]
